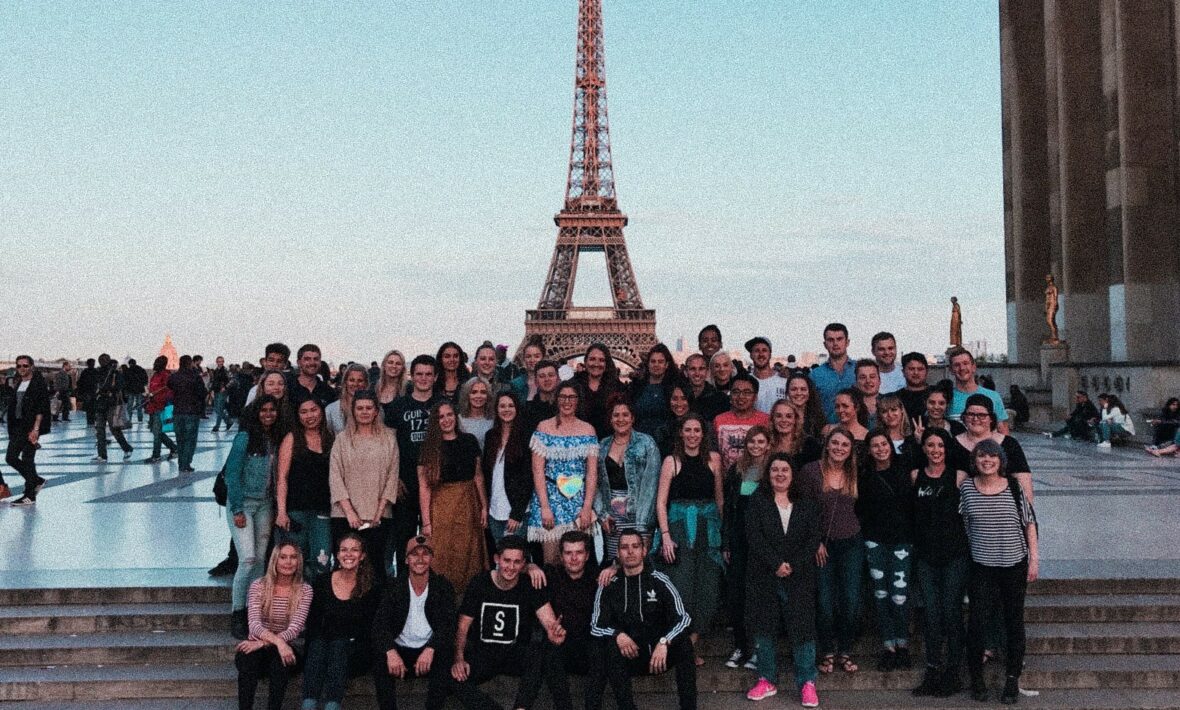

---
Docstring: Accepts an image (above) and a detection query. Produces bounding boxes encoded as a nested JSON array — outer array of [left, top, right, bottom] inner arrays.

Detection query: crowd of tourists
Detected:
[[3, 326, 1044, 708]]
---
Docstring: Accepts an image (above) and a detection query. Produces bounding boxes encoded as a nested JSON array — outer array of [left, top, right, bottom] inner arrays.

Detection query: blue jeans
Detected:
[[1097, 422, 1128, 443], [126, 393, 145, 422], [916, 555, 969, 670], [278, 511, 333, 582], [864, 540, 912, 649], [174, 414, 200, 469], [228, 497, 273, 611], [302, 636, 365, 705], [754, 580, 817, 689], [212, 392, 229, 429], [148, 411, 176, 458], [488, 518, 510, 544], [816, 534, 864, 655]]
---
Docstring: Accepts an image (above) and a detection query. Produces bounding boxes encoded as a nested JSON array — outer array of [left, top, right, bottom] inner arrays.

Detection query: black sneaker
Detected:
[[912, 667, 940, 697], [935, 667, 963, 697], [10, 496, 35, 507], [970, 678, 989, 702], [1001, 675, 1019, 704], [31, 479, 46, 496], [208, 557, 236, 576]]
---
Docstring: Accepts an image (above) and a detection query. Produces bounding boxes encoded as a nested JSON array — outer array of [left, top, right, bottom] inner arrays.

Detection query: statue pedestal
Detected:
[[1041, 342, 1071, 420]]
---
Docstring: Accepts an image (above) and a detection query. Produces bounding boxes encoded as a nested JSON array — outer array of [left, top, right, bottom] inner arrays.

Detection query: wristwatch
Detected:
[[657, 637, 668, 646]]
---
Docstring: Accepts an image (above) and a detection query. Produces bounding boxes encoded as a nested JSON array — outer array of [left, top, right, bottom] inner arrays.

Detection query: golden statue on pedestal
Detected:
[[950, 297, 962, 347], [1044, 274, 1060, 345]]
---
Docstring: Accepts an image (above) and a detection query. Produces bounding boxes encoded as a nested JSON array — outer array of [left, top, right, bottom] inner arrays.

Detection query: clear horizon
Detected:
[[3, 2, 1004, 365]]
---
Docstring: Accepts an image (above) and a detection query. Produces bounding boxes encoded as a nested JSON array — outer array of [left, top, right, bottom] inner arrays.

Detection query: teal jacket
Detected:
[[224, 431, 274, 514], [594, 430, 662, 532]]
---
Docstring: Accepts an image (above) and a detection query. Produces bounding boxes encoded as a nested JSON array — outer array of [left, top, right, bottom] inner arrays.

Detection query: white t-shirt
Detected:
[[489, 450, 511, 521], [755, 374, 787, 414], [777, 502, 793, 534], [394, 581, 433, 649], [878, 366, 906, 395]]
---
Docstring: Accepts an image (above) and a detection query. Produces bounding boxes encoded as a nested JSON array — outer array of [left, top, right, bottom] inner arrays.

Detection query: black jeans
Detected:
[[4, 428, 43, 492], [450, 644, 539, 710], [94, 408, 132, 458], [516, 637, 591, 710], [590, 635, 697, 710], [372, 644, 452, 710], [235, 646, 294, 710], [916, 555, 968, 671], [968, 560, 1028, 680]]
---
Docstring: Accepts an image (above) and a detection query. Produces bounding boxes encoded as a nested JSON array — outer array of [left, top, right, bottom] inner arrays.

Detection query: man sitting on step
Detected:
[[589, 529, 696, 710]]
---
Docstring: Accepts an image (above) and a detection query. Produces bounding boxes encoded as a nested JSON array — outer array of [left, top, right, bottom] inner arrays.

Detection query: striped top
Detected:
[[958, 477, 1036, 567], [247, 578, 313, 643]]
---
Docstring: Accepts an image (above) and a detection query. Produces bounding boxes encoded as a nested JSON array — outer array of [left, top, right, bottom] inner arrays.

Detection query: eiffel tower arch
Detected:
[[520, 0, 657, 371]]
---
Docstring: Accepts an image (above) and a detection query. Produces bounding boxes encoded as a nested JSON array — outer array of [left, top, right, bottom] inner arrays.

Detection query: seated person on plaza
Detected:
[[449, 534, 567, 709], [1146, 397, 1180, 455], [590, 529, 696, 710], [371, 535, 456, 710], [517, 530, 600, 710], [1047, 390, 1099, 440]]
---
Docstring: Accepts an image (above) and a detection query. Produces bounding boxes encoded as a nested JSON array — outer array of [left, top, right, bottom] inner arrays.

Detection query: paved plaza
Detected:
[[2, 417, 1180, 588]]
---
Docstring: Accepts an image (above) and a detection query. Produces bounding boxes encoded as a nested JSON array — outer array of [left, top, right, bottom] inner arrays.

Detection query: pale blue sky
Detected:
[[2, 1, 1004, 364]]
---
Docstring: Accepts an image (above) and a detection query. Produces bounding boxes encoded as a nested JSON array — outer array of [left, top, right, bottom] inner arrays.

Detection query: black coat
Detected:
[[481, 432, 533, 522], [371, 572, 457, 655], [6, 373, 51, 436], [744, 493, 821, 644]]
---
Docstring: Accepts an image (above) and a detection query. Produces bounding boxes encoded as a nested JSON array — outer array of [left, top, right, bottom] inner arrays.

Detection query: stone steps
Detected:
[[2, 582, 1179, 705]]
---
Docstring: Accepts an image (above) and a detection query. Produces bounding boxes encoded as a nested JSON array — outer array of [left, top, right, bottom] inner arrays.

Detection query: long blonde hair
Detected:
[[377, 350, 406, 404], [259, 542, 306, 622], [769, 399, 804, 455], [820, 427, 858, 499], [337, 363, 371, 426]]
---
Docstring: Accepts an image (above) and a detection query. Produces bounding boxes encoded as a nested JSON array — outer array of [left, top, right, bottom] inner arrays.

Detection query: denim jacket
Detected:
[[224, 431, 274, 514], [594, 430, 662, 532]]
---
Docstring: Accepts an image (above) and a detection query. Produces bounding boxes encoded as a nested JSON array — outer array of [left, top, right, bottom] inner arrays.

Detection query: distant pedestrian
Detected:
[[144, 356, 177, 463], [124, 358, 148, 424], [52, 363, 73, 422], [76, 358, 99, 426], [92, 354, 134, 463], [168, 355, 207, 473]]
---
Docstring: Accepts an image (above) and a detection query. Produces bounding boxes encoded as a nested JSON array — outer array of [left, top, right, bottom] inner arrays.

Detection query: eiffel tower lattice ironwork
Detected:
[[521, 0, 656, 369]]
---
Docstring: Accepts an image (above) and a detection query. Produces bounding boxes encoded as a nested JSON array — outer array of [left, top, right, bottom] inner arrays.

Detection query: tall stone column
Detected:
[[1113, 0, 1180, 360], [1000, 0, 1052, 362], [1055, 0, 1111, 360]]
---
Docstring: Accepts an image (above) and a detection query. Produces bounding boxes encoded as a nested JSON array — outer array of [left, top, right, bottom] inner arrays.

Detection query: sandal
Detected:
[[817, 655, 835, 674], [837, 655, 859, 673]]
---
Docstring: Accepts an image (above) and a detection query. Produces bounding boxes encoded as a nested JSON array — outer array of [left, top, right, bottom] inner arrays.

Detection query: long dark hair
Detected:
[[581, 343, 620, 385], [293, 399, 334, 455], [835, 387, 870, 428], [434, 341, 470, 386], [1162, 398, 1180, 418], [786, 372, 826, 437], [335, 532, 374, 599], [152, 356, 169, 374], [865, 427, 895, 470], [629, 342, 681, 403], [484, 392, 530, 470], [672, 412, 713, 463], [243, 394, 288, 456], [418, 401, 457, 489]]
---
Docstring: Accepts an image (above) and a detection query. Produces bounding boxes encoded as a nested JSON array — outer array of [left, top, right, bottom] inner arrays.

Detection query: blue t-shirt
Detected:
[[811, 360, 857, 423], [949, 385, 1009, 423]]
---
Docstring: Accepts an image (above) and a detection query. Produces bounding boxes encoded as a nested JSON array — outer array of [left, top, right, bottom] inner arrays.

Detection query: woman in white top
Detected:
[[1096, 394, 1134, 448]]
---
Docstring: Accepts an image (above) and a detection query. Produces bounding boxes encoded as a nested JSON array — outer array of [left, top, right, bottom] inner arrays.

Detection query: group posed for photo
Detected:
[[2, 325, 1044, 709]]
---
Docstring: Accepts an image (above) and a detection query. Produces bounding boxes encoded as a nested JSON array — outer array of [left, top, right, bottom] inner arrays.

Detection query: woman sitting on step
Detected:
[[235, 541, 313, 710]]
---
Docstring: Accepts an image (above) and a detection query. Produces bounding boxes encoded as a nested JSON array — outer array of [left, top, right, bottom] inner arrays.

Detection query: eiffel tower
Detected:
[[521, 0, 657, 370]]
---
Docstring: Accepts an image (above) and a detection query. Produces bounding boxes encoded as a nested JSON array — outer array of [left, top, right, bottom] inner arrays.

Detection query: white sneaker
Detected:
[[725, 649, 744, 668], [744, 653, 758, 670], [1097, 441, 1112, 449], [91, 455, 107, 462]]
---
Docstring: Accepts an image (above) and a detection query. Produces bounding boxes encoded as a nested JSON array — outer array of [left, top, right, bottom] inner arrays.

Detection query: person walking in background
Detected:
[[144, 356, 177, 463], [210, 356, 231, 432], [124, 357, 148, 424], [52, 363, 73, 422], [168, 354, 207, 473], [3, 355, 50, 504], [93, 354, 134, 463], [76, 358, 99, 426]]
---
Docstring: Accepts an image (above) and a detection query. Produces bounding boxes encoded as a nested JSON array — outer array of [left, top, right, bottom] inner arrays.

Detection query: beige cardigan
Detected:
[[329, 427, 400, 520]]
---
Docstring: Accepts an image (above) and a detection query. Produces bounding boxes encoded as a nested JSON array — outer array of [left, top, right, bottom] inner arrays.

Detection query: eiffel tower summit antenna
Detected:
[[520, 0, 657, 369]]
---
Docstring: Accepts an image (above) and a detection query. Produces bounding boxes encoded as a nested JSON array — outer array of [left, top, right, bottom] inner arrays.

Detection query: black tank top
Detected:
[[287, 446, 331, 513], [669, 453, 714, 501], [605, 456, 627, 491], [912, 468, 968, 565]]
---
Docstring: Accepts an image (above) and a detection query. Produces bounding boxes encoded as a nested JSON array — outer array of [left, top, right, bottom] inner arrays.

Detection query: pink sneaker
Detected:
[[747, 678, 778, 701], [800, 680, 819, 707]]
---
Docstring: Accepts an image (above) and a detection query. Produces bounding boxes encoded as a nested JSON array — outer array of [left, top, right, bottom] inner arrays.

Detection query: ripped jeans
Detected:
[[864, 540, 912, 649]]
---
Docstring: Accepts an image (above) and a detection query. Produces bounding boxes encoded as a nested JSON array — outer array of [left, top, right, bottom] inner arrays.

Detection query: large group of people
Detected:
[[3, 324, 1050, 708]]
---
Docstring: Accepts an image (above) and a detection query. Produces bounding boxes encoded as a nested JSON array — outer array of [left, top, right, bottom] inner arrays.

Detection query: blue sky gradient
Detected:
[[2, 1, 1003, 364]]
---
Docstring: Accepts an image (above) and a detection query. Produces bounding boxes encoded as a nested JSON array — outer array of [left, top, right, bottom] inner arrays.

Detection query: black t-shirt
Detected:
[[287, 445, 331, 513], [948, 435, 1031, 475], [439, 433, 482, 484], [384, 394, 440, 484], [546, 567, 597, 644], [459, 572, 545, 658], [896, 387, 929, 422], [287, 374, 338, 410]]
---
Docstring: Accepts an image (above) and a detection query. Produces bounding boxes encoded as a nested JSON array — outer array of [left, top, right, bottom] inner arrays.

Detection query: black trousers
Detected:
[[4, 427, 43, 491], [590, 635, 697, 710], [516, 637, 591, 710], [968, 560, 1028, 680], [94, 408, 132, 458], [372, 643, 452, 710], [235, 646, 294, 710], [450, 644, 540, 710]]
